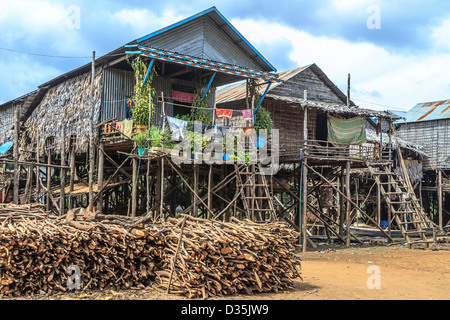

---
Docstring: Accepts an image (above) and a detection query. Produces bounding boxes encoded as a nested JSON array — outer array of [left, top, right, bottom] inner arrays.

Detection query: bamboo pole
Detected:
[[13, 103, 20, 205], [46, 151, 51, 211], [97, 142, 105, 214], [60, 126, 66, 215], [88, 51, 96, 213], [35, 131, 40, 204], [438, 169, 443, 229], [69, 143, 75, 209], [345, 161, 351, 248], [131, 156, 137, 218]]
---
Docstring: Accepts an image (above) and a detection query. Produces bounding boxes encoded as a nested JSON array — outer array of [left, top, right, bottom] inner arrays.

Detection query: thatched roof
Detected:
[[19, 68, 103, 159]]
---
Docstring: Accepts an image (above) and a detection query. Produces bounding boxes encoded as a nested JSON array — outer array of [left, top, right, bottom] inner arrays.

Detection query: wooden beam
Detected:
[[97, 142, 105, 214], [88, 51, 96, 212], [60, 127, 66, 215]]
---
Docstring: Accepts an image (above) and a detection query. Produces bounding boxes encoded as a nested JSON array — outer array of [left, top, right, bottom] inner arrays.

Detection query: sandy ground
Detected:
[[8, 241, 450, 301]]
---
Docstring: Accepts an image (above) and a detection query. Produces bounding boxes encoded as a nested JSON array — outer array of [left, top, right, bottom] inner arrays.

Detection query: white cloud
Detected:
[[231, 17, 450, 111], [111, 8, 185, 37]]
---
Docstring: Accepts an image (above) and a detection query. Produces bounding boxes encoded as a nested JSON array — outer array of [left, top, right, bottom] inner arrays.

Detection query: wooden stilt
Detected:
[[160, 157, 165, 221], [60, 127, 66, 215], [438, 169, 443, 229], [345, 161, 351, 248], [301, 160, 308, 253], [208, 164, 212, 219], [97, 141, 105, 214], [88, 51, 96, 213], [46, 151, 51, 211], [69, 143, 75, 209], [13, 103, 20, 205], [35, 132, 41, 204], [131, 156, 137, 217], [193, 164, 199, 217]]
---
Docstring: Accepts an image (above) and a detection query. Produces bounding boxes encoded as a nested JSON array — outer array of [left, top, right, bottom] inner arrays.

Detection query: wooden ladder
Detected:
[[234, 161, 276, 222], [367, 162, 436, 247]]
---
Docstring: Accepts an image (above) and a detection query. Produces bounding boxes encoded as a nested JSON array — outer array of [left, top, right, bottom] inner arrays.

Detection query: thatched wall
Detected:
[[19, 68, 103, 158]]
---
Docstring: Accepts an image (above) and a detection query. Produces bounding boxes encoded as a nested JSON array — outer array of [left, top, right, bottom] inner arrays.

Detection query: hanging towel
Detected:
[[115, 121, 122, 132], [167, 116, 188, 140], [121, 119, 134, 138], [242, 109, 253, 121], [215, 109, 233, 119], [327, 115, 367, 146], [171, 90, 196, 104]]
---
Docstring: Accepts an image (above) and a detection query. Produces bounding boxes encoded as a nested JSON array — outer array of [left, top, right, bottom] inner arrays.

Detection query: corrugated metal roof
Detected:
[[403, 99, 450, 122], [137, 6, 276, 73], [215, 65, 311, 104]]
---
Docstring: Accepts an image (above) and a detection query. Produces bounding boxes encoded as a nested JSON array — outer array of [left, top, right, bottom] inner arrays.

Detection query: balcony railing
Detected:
[[280, 139, 392, 163]]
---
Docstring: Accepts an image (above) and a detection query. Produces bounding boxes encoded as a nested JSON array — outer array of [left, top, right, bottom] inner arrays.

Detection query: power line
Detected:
[[0, 46, 92, 59], [352, 98, 408, 111]]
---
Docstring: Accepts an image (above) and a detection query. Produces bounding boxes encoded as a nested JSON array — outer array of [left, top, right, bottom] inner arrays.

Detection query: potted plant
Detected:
[[133, 131, 149, 156]]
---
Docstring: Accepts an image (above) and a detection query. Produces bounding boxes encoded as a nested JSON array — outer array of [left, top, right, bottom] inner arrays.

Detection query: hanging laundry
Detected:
[[171, 90, 196, 104], [121, 119, 134, 138], [376, 121, 382, 136], [242, 109, 253, 121], [167, 116, 188, 140], [215, 108, 233, 119], [115, 121, 122, 132]]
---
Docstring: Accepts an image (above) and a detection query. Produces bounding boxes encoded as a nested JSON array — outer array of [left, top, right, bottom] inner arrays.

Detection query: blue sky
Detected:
[[2, 0, 450, 111]]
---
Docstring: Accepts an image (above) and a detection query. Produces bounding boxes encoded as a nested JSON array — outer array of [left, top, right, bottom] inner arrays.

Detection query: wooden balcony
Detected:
[[279, 139, 393, 165]]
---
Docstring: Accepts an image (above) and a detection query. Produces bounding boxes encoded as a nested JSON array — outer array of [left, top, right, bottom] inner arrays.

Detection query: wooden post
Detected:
[[46, 151, 51, 211], [301, 160, 308, 253], [345, 161, 351, 248], [13, 103, 20, 205], [301, 104, 308, 252], [339, 167, 345, 236], [69, 143, 75, 209], [377, 179, 381, 225], [35, 132, 40, 203], [160, 157, 165, 221], [131, 156, 137, 217], [97, 141, 105, 214], [193, 164, 199, 217], [208, 164, 212, 219], [88, 51, 96, 213], [60, 127, 66, 215], [347, 73, 351, 107], [438, 169, 443, 229]]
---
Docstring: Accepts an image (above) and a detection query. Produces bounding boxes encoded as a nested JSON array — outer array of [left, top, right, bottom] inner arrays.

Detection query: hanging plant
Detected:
[[254, 106, 273, 136], [127, 55, 157, 126], [190, 80, 212, 125]]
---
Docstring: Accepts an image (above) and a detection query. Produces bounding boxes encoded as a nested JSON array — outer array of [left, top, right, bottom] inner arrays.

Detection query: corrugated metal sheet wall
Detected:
[[398, 120, 450, 169], [100, 68, 134, 122]]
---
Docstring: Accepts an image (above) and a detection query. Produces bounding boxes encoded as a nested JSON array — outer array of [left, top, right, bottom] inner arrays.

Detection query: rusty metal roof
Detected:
[[403, 99, 450, 122], [215, 65, 311, 104]]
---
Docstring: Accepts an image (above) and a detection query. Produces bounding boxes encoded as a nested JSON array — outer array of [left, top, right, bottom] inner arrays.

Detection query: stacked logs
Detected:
[[0, 207, 301, 299], [156, 216, 302, 298]]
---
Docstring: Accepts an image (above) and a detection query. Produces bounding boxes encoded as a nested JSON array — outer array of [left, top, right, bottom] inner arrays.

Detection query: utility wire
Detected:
[[0, 47, 127, 59]]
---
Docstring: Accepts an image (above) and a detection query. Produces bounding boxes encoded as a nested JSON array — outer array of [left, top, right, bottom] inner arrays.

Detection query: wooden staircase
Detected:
[[235, 161, 276, 222], [366, 162, 436, 247]]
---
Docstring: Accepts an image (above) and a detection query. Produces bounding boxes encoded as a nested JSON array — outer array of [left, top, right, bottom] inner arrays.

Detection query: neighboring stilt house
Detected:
[[396, 99, 450, 229], [216, 64, 436, 248]]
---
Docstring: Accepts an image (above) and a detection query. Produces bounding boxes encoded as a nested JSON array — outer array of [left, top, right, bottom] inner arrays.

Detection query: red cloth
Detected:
[[172, 90, 196, 103], [215, 108, 233, 119], [376, 122, 381, 136]]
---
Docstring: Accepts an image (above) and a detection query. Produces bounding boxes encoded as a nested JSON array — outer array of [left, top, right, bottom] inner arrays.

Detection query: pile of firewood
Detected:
[[0, 206, 301, 299]]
